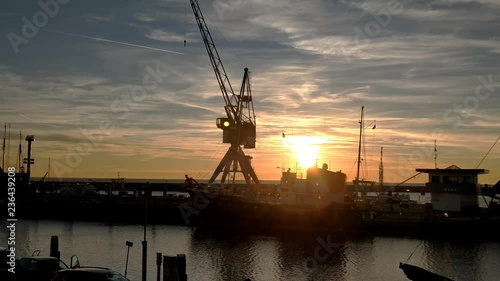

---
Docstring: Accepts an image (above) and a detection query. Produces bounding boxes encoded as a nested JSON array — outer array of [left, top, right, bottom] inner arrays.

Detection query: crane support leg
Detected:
[[209, 146, 260, 188]]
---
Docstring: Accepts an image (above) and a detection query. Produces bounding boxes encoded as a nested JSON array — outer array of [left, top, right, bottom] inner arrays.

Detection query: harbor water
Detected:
[[3, 219, 500, 281]]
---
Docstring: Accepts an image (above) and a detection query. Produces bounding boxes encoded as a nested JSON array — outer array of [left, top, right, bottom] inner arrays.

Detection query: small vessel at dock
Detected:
[[399, 262, 455, 281], [188, 170, 500, 237]]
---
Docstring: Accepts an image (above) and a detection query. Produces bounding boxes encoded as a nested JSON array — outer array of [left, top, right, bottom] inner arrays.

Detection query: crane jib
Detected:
[[189, 0, 256, 141]]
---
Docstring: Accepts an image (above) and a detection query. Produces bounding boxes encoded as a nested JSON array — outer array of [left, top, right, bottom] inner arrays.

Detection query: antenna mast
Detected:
[[434, 139, 437, 169]]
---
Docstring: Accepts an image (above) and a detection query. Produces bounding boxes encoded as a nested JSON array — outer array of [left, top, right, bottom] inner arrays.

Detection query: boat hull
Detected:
[[187, 190, 365, 233], [187, 190, 500, 238]]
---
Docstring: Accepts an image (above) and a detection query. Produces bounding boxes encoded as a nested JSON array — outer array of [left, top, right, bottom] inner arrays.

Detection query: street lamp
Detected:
[[24, 135, 35, 177], [125, 241, 133, 277]]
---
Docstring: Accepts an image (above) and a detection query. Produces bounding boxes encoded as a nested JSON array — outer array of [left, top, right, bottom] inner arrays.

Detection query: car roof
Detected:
[[55, 267, 130, 280], [66, 267, 112, 272], [20, 256, 62, 260]]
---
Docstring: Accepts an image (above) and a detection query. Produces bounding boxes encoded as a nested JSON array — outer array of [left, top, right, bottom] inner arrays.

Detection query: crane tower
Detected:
[[190, 0, 259, 188]]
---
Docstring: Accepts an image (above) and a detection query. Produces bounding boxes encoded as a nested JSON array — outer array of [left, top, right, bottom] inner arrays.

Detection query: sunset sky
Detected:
[[1, 0, 499, 185]]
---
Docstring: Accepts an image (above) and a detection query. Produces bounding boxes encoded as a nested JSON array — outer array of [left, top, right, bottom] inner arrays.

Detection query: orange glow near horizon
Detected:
[[283, 135, 329, 169]]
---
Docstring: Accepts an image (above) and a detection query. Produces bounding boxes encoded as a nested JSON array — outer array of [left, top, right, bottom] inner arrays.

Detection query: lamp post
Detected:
[[125, 241, 133, 277], [142, 184, 149, 281], [24, 135, 35, 180]]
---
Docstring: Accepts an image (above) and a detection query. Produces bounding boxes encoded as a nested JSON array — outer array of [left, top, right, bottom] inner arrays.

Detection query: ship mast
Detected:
[[7, 123, 11, 169], [379, 147, 384, 191], [433, 139, 437, 169], [17, 130, 23, 172], [355, 105, 364, 192], [1, 122, 5, 171]]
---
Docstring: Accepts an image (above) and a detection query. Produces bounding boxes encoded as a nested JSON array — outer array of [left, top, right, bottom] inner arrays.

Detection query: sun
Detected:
[[294, 145, 319, 168], [284, 136, 325, 169]]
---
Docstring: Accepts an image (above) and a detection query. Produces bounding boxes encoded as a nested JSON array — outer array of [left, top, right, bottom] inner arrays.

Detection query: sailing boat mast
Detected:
[[433, 139, 437, 169], [48, 157, 50, 181], [355, 106, 364, 191], [379, 147, 384, 190], [17, 130, 23, 172], [7, 123, 11, 169], [2, 122, 5, 171]]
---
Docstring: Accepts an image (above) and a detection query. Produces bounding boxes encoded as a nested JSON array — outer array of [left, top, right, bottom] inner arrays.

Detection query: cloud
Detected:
[[85, 15, 115, 22], [135, 13, 157, 23], [146, 29, 186, 42]]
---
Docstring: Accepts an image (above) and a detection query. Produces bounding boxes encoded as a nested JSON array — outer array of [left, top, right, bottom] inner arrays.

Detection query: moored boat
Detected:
[[186, 166, 500, 237], [399, 262, 455, 281], [185, 164, 367, 233]]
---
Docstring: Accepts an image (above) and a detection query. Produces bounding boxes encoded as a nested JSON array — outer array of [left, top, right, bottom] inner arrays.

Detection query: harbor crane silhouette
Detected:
[[190, 0, 259, 189]]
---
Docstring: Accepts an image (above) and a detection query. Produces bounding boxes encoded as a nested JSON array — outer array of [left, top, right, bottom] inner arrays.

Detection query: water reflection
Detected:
[[2, 220, 500, 281], [190, 228, 257, 280], [421, 240, 485, 281]]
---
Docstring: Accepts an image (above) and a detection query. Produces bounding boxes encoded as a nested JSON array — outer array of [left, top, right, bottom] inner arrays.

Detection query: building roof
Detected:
[[416, 165, 489, 174]]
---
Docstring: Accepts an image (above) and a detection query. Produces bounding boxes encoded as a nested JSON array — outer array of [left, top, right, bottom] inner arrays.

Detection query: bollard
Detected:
[[163, 254, 187, 281], [156, 252, 162, 281], [50, 235, 60, 259], [176, 254, 187, 281], [163, 255, 176, 281]]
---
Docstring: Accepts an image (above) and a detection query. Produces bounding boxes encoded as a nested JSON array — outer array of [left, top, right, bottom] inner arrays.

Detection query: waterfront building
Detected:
[[416, 165, 488, 212]]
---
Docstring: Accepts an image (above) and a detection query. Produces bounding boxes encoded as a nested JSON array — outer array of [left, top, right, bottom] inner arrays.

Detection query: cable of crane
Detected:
[[476, 135, 500, 169], [197, 3, 246, 68], [184, 0, 187, 47]]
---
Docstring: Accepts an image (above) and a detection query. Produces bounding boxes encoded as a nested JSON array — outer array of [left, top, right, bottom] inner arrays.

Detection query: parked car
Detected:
[[15, 256, 69, 281], [52, 267, 130, 281], [0, 247, 16, 279], [399, 199, 410, 208]]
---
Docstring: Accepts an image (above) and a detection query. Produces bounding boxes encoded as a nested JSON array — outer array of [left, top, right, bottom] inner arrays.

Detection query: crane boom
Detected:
[[190, 0, 240, 123], [190, 0, 259, 187]]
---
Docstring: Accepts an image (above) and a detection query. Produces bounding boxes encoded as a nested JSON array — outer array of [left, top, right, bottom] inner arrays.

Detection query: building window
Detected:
[[431, 176, 440, 183], [443, 176, 459, 184]]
